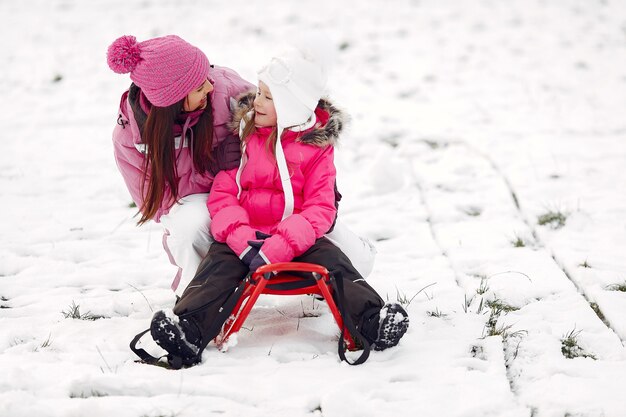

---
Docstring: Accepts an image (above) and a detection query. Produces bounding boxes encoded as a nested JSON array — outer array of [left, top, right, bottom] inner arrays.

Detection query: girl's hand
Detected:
[[242, 231, 271, 271], [248, 252, 268, 273]]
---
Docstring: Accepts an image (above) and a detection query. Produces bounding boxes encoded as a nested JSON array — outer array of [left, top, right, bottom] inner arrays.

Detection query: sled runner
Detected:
[[214, 262, 356, 351]]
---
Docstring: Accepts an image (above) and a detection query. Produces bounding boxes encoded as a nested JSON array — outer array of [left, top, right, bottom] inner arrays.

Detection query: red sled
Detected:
[[214, 262, 356, 351]]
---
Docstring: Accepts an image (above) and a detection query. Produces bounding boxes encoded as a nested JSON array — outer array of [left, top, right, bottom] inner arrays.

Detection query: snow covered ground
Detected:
[[2, 0, 626, 416]]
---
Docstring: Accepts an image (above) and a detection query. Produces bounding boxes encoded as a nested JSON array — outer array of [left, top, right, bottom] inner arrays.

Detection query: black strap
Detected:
[[331, 270, 371, 365], [129, 328, 165, 365], [130, 329, 190, 370]]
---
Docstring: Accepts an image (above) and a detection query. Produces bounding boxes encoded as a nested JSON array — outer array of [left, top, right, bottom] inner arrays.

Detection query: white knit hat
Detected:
[[258, 36, 332, 129], [253, 35, 334, 222]]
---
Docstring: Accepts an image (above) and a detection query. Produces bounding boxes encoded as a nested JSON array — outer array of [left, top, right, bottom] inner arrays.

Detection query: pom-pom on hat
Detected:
[[107, 34, 209, 107], [258, 33, 334, 129]]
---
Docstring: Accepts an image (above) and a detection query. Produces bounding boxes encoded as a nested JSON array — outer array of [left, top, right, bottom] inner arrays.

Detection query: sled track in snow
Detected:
[[409, 146, 524, 403], [413, 178, 463, 288], [453, 140, 624, 346], [407, 136, 626, 411]]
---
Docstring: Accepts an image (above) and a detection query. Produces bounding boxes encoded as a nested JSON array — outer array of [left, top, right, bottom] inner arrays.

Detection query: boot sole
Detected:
[[373, 305, 409, 351], [150, 311, 200, 362]]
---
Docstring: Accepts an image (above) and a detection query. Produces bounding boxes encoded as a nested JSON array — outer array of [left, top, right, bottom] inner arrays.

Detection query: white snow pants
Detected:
[[159, 193, 377, 297]]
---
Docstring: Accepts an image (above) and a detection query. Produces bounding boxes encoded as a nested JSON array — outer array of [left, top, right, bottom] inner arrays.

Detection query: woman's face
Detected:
[[184, 79, 214, 112], [254, 81, 277, 127]]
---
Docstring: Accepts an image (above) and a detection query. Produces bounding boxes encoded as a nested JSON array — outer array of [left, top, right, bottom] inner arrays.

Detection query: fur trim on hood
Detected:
[[229, 91, 348, 147]]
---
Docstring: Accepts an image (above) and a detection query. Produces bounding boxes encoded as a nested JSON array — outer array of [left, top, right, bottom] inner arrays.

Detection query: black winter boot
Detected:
[[370, 303, 409, 351], [150, 310, 203, 366]]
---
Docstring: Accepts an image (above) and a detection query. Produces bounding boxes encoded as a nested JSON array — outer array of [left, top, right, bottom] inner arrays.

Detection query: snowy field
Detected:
[[2, 0, 626, 416]]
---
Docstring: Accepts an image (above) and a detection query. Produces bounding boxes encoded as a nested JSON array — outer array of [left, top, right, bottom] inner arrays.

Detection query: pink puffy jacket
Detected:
[[112, 65, 253, 221], [208, 94, 346, 264]]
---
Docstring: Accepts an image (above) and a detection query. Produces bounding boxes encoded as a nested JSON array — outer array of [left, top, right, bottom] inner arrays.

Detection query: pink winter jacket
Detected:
[[208, 94, 346, 264], [112, 65, 253, 221]]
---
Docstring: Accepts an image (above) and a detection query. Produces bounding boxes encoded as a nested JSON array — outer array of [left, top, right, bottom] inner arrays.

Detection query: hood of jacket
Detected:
[[229, 91, 349, 147]]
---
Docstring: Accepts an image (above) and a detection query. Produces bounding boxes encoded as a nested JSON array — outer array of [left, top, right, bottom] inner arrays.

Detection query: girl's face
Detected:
[[254, 81, 277, 127], [184, 78, 214, 112]]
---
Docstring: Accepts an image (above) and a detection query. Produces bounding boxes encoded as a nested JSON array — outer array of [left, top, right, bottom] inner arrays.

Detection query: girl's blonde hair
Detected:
[[240, 111, 278, 159]]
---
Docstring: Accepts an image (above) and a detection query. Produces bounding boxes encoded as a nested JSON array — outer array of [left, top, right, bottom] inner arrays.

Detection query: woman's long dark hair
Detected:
[[137, 99, 214, 225]]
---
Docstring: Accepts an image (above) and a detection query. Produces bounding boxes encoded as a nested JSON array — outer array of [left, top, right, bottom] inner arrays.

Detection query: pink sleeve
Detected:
[[260, 146, 337, 263], [208, 169, 257, 256]]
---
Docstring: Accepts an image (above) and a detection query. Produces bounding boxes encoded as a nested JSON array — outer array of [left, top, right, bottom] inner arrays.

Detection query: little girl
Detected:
[[147, 41, 409, 367]]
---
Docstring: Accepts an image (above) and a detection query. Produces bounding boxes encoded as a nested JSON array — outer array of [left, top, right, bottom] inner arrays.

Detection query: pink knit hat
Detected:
[[107, 35, 210, 107]]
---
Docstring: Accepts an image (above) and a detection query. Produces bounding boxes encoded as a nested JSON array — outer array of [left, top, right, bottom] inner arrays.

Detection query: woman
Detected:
[[107, 34, 376, 296]]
